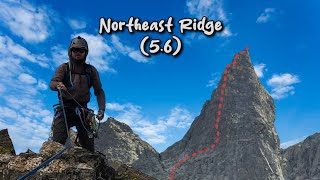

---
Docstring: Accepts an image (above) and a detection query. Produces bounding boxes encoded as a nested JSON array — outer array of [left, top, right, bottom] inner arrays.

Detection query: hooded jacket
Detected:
[[50, 60, 105, 112]]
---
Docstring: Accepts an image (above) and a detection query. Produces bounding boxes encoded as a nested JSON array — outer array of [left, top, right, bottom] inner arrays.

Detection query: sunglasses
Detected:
[[71, 48, 86, 53]]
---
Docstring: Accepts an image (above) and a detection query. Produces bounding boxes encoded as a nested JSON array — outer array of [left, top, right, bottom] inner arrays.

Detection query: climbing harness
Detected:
[[75, 106, 99, 138], [63, 87, 101, 136]]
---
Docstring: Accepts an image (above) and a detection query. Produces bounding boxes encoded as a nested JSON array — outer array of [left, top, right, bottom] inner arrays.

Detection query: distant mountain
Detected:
[[281, 132, 320, 180], [95, 117, 166, 179], [0, 129, 15, 155]]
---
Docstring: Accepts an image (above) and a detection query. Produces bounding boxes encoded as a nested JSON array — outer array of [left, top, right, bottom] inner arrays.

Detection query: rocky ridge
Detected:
[[95, 117, 166, 179], [281, 133, 320, 180], [0, 136, 155, 180]]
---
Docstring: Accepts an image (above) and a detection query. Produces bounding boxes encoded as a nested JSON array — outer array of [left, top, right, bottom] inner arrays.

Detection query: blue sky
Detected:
[[0, 0, 319, 154]]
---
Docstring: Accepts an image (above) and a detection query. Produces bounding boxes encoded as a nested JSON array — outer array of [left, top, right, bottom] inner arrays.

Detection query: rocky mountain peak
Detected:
[[106, 117, 134, 133], [160, 48, 284, 179], [95, 117, 166, 178]]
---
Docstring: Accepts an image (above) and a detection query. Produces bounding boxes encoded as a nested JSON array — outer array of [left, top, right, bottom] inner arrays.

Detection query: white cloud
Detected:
[[143, 136, 167, 144], [0, 115, 50, 153], [267, 73, 300, 87], [0, 35, 49, 68], [68, 19, 87, 30], [280, 136, 307, 149], [111, 35, 132, 53], [4, 95, 50, 117], [113, 103, 144, 126], [18, 73, 37, 84], [220, 26, 233, 38], [267, 73, 300, 99], [106, 102, 126, 111], [128, 51, 149, 63], [0, 95, 53, 154], [51, 46, 69, 67], [134, 124, 167, 144], [107, 102, 194, 146], [0, 106, 18, 119], [187, 0, 224, 19], [186, 0, 233, 38], [111, 35, 149, 63], [0, 35, 51, 96], [254, 63, 267, 78], [37, 79, 48, 90], [0, 35, 53, 154], [256, 8, 276, 24], [207, 72, 220, 87], [165, 107, 193, 128], [0, 0, 54, 43]]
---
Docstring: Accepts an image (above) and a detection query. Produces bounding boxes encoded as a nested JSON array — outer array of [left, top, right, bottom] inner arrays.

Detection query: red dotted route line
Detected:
[[167, 47, 249, 180]]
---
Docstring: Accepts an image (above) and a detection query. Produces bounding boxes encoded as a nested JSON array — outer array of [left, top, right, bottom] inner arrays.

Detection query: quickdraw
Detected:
[[63, 87, 102, 138]]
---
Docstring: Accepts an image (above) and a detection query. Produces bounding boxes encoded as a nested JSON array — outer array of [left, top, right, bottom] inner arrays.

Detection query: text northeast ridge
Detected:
[[99, 16, 224, 36]]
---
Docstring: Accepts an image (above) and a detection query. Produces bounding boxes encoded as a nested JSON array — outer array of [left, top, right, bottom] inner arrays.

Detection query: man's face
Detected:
[[71, 47, 86, 61]]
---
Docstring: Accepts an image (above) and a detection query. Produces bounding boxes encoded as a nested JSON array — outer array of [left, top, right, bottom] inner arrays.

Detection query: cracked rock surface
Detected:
[[281, 133, 320, 180], [159, 50, 285, 180], [0, 140, 154, 180]]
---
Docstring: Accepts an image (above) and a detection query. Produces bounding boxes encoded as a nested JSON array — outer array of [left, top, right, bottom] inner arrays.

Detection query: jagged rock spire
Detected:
[[0, 129, 16, 155], [160, 48, 285, 180]]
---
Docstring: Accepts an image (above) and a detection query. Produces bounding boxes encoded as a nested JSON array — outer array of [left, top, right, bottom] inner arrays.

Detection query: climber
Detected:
[[49, 36, 105, 152]]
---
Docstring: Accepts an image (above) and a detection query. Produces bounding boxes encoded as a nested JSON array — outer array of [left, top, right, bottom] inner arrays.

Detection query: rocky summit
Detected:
[[160, 48, 285, 180], [0, 138, 155, 180]]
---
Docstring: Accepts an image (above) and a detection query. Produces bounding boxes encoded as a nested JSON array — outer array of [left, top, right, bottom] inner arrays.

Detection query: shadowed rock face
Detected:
[[160, 49, 285, 180], [95, 117, 166, 179], [0, 129, 16, 155], [281, 132, 320, 180]]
